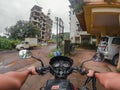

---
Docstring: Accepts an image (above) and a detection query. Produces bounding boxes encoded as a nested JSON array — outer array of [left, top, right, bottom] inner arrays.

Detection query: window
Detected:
[[99, 37, 108, 45], [101, 37, 108, 42], [112, 38, 120, 45], [25, 42, 29, 44]]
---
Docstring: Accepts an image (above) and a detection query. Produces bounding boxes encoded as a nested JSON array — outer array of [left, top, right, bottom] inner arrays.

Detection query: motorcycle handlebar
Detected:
[[35, 66, 49, 75], [32, 56, 91, 76], [35, 66, 88, 76], [31, 56, 44, 67]]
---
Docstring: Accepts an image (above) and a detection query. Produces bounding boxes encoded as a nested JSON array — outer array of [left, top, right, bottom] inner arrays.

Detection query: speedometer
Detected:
[[63, 62, 70, 68], [53, 62, 60, 67]]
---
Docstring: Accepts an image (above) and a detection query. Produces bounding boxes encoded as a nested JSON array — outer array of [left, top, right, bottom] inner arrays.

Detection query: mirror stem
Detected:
[[31, 56, 44, 67]]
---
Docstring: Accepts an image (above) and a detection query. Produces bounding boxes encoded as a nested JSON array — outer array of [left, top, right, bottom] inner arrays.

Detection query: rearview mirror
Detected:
[[19, 49, 32, 59]]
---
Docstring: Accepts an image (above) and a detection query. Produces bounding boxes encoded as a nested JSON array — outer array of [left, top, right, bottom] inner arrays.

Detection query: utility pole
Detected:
[[55, 17, 64, 49], [56, 17, 59, 49]]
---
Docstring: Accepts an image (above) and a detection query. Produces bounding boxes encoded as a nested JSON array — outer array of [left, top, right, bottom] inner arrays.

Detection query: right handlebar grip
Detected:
[[79, 68, 88, 75], [81, 69, 88, 75]]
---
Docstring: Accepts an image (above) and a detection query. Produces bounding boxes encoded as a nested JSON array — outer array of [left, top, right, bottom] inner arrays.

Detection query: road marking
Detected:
[[0, 62, 3, 66], [0, 62, 16, 69]]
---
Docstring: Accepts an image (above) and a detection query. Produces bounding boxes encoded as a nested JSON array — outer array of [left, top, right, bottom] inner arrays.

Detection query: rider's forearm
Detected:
[[95, 72, 120, 90], [0, 70, 31, 90], [4, 70, 31, 88], [94, 72, 109, 89]]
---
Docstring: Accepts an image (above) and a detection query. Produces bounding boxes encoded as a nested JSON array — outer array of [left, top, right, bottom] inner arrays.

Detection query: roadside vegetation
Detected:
[[0, 37, 20, 50], [79, 43, 97, 50], [71, 40, 97, 50], [0, 20, 40, 51], [5, 20, 40, 40]]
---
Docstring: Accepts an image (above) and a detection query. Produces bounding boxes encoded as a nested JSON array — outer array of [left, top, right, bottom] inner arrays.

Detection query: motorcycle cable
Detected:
[[31, 56, 44, 67], [82, 77, 97, 90]]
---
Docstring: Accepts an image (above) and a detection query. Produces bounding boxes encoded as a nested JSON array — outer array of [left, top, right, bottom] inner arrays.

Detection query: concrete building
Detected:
[[69, 5, 93, 44], [69, 0, 120, 45], [29, 5, 53, 42]]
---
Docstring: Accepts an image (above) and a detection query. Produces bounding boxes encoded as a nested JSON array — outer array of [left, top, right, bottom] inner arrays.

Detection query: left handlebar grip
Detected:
[[35, 67, 44, 75]]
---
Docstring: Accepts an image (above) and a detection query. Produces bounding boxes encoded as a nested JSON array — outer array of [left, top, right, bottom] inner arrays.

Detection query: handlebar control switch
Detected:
[[36, 67, 45, 75]]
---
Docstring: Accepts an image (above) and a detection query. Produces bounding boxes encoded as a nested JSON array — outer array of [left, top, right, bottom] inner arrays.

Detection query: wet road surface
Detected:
[[0, 44, 56, 73], [20, 45, 115, 90], [0, 44, 116, 90]]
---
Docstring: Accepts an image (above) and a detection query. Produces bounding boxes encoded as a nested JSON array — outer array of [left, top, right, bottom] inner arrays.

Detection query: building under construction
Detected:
[[29, 5, 53, 42]]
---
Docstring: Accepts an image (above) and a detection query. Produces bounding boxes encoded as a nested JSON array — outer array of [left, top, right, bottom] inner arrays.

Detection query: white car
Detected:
[[97, 36, 120, 66]]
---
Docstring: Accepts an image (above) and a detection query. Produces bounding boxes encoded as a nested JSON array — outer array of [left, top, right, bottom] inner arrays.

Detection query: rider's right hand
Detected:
[[87, 70, 95, 77], [87, 70, 98, 77]]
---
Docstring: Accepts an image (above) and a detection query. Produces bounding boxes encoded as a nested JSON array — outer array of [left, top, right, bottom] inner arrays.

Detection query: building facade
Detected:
[[29, 5, 53, 42], [69, 5, 93, 44], [69, 0, 120, 45]]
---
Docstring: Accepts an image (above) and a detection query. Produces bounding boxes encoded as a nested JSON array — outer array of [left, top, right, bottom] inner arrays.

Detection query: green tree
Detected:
[[6, 20, 40, 40]]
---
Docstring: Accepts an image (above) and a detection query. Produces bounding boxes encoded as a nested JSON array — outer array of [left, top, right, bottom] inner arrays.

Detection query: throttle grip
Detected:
[[79, 68, 88, 75]]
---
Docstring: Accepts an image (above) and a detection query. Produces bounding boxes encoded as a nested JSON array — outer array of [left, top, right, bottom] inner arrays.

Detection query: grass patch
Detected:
[[48, 52, 54, 58], [48, 48, 61, 58]]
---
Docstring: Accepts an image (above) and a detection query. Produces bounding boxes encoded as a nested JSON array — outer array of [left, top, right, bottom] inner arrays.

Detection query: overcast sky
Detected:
[[0, 0, 70, 35]]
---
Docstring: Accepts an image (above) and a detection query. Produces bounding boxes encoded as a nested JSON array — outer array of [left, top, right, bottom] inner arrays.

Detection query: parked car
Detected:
[[97, 36, 120, 66]]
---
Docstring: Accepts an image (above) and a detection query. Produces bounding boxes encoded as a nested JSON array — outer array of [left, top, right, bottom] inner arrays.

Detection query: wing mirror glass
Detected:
[[19, 49, 32, 59]]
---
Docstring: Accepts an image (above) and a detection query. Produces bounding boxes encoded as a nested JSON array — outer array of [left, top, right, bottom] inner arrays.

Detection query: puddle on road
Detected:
[[0, 61, 16, 69], [0, 62, 4, 68], [0, 59, 36, 69], [4, 62, 16, 68]]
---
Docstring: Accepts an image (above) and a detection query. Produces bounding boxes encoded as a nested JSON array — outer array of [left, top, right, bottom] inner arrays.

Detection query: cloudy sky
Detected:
[[0, 0, 70, 35]]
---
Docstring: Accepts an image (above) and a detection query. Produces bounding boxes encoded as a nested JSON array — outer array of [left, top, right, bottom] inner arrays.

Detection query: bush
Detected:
[[79, 43, 97, 50], [0, 37, 20, 50], [70, 42, 97, 50]]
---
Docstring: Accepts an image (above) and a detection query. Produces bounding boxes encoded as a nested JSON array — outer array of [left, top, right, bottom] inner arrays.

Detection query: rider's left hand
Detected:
[[27, 66, 38, 75]]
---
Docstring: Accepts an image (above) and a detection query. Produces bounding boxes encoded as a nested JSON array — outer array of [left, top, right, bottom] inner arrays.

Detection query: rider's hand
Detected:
[[87, 70, 95, 77], [27, 66, 37, 75]]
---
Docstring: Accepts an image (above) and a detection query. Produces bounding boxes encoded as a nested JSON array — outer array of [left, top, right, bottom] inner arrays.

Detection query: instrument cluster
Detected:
[[52, 60, 71, 68]]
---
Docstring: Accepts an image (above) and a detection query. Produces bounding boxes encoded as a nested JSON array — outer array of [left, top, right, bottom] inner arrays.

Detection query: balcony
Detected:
[[83, 3, 120, 36]]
